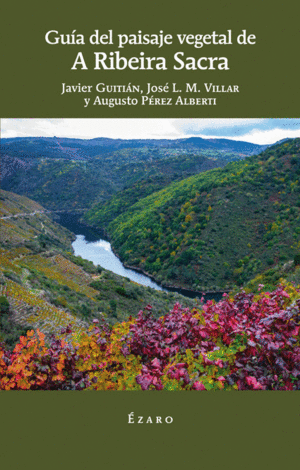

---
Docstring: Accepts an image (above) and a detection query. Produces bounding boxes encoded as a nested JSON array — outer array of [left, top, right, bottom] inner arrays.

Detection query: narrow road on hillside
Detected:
[[0, 210, 50, 220], [0, 209, 88, 220]]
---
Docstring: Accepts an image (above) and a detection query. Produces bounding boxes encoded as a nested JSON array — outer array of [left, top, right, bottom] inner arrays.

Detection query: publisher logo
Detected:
[[128, 412, 173, 424]]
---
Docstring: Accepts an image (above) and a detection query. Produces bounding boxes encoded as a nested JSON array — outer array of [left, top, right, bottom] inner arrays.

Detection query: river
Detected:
[[57, 213, 164, 290], [73, 235, 164, 290], [56, 213, 224, 301]]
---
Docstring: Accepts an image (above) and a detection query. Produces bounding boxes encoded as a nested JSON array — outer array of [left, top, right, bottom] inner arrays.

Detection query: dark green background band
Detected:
[[0, 391, 299, 470], [1, 1, 300, 469], [1, 0, 300, 117]]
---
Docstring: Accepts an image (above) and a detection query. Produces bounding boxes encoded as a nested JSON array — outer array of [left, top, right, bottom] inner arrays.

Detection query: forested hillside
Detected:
[[1, 135, 267, 160], [1, 136, 266, 210], [86, 139, 300, 292], [84, 154, 228, 226]]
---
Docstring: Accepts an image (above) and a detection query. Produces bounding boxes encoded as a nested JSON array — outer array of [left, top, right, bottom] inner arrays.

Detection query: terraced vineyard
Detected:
[[0, 280, 87, 337], [0, 189, 196, 348], [21, 253, 100, 299]]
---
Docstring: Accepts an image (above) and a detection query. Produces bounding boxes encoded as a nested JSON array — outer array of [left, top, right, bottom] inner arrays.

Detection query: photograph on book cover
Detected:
[[1, 117, 300, 391]]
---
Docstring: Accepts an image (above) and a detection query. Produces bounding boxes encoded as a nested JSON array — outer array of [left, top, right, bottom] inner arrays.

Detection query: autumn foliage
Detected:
[[1, 284, 300, 390]]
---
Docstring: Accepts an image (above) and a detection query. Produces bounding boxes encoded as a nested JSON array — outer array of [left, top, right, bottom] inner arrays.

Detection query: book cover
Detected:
[[1, 1, 300, 469]]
